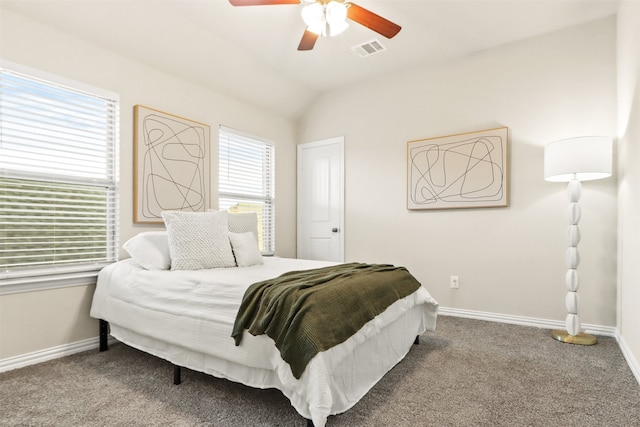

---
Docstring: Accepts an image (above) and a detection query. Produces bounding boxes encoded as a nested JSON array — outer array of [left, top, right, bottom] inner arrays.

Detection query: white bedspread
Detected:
[[90, 257, 438, 426]]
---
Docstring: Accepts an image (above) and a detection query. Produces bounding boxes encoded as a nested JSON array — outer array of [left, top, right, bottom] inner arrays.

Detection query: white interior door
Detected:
[[297, 137, 344, 262]]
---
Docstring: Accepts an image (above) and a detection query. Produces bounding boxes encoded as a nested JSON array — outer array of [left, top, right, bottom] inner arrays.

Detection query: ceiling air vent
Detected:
[[351, 39, 387, 58]]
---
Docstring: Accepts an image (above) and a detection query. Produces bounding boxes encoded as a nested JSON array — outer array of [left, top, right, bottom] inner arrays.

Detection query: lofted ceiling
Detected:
[[1, 0, 620, 119]]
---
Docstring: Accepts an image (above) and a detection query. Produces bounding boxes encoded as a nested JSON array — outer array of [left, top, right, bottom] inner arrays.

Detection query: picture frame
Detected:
[[134, 105, 211, 223], [407, 126, 509, 210]]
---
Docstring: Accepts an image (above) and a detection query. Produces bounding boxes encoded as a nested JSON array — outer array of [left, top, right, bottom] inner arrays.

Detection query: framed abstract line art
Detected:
[[134, 105, 211, 223], [407, 126, 509, 210]]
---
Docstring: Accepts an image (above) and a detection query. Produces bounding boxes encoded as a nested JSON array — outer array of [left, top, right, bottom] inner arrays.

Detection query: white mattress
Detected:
[[90, 257, 438, 426]]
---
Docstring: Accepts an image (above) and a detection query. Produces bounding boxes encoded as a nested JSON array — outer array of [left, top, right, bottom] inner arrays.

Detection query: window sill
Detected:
[[0, 269, 103, 296]]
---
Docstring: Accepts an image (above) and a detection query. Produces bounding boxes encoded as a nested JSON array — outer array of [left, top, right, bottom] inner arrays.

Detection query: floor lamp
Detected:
[[544, 136, 612, 345]]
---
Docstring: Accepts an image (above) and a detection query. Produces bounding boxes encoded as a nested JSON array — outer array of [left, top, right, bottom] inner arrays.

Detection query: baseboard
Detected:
[[0, 336, 117, 373], [616, 332, 640, 385], [438, 306, 617, 337]]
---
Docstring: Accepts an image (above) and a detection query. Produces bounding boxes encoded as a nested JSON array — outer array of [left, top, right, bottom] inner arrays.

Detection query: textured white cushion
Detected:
[[227, 212, 260, 243], [161, 211, 236, 270], [229, 232, 263, 267], [122, 231, 171, 270]]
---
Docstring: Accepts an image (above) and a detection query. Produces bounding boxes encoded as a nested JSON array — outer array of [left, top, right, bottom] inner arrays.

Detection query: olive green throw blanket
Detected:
[[231, 262, 422, 379]]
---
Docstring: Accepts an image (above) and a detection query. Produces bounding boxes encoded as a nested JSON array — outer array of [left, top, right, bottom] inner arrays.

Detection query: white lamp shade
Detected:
[[544, 136, 612, 182], [326, 1, 347, 26], [301, 2, 324, 30]]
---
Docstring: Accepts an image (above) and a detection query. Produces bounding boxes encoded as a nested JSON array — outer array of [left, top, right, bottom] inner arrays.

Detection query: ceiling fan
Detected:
[[228, 0, 401, 51]]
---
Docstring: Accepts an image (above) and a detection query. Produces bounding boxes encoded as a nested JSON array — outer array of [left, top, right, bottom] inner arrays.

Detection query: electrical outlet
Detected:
[[450, 275, 459, 289]]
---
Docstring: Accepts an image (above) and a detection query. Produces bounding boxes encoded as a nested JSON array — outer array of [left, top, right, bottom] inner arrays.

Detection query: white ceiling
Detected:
[[2, 0, 620, 119]]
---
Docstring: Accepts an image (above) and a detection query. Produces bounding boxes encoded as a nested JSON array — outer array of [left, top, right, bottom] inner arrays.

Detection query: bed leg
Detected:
[[99, 319, 109, 352], [173, 365, 181, 385], [306, 419, 314, 427], [414, 335, 420, 345]]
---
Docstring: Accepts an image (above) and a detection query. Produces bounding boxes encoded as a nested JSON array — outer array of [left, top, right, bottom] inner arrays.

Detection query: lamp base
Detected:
[[551, 329, 597, 345]]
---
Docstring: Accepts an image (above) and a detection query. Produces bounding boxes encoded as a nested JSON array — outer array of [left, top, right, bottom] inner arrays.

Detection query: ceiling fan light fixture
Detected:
[[301, 2, 323, 32], [325, 2, 347, 24], [326, 1, 348, 36], [301, 1, 348, 37], [329, 19, 349, 36]]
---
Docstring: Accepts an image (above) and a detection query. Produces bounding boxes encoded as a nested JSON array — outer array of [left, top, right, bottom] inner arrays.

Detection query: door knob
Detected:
[[331, 227, 339, 233]]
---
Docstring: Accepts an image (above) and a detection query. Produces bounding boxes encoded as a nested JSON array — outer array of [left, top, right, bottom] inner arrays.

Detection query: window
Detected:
[[0, 61, 119, 287], [219, 126, 274, 254]]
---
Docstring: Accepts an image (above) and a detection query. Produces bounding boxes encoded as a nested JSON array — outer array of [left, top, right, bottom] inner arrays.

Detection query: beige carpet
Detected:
[[1, 316, 639, 426]]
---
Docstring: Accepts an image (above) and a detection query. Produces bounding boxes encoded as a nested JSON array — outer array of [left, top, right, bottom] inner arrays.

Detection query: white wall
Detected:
[[298, 17, 618, 328], [0, 9, 298, 359], [617, 2, 640, 378]]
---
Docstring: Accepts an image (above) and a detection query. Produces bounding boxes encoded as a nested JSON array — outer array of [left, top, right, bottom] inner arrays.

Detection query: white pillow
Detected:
[[213, 210, 260, 243], [122, 231, 171, 270], [229, 232, 263, 267], [161, 211, 236, 270]]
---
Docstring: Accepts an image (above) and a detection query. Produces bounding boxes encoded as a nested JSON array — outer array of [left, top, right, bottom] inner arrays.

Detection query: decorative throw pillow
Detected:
[[122, 231, 171, 270], [227, 211, 260, 243], [161, 211, 236, 270], [229, 232, 263, 267]]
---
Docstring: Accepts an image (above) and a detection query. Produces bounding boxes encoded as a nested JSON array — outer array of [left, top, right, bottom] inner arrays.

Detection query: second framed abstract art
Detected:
[[134, 105, 211, 223], [407, 127, 509, 210]]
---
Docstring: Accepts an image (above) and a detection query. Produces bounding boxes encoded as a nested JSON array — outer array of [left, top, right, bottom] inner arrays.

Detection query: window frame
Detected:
[[218, 125, 275, 255], [0, 60, 120, 295]]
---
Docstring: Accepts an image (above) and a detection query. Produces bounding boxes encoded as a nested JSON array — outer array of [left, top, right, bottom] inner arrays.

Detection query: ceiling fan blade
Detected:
[[298, 29, 319, 51], [229, 0, 301, 6], [345, 2, 401, 39]]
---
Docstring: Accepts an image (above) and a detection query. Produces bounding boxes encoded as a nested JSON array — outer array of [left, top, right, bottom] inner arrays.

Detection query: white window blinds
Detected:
[[219, 126, 274, 254], [0, 62, 119, 277]]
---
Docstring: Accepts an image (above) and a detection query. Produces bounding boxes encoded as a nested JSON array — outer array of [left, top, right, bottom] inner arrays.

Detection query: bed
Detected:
[[90, 211, 438, 426]]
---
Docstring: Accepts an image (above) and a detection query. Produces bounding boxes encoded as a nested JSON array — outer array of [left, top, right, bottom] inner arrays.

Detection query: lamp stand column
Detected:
[[551, 178, 597, 345]]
